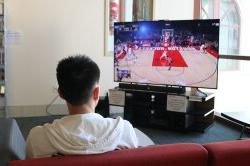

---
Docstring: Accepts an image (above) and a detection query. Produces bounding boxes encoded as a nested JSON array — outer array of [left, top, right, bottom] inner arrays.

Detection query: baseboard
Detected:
[[6, 104, 68, 117]]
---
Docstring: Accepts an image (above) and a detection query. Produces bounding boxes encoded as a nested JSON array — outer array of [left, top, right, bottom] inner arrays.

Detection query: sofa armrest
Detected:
[[203, 139, 250, 166], [0, 118, 26, 166]]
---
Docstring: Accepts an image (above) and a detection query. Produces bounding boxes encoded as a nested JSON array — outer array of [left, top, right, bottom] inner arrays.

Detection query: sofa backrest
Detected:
[[9, 143, 208, 166], [203, 139, 250, 166]]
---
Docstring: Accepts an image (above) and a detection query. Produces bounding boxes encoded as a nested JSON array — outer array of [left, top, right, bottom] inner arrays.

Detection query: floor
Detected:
[[137, 120, 242, 144], [15, 115, 245, 144]]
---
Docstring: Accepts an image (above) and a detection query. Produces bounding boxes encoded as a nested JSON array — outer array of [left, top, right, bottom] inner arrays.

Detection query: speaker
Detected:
[[119, 83, 186, 94], [119, 83, 167, 92]]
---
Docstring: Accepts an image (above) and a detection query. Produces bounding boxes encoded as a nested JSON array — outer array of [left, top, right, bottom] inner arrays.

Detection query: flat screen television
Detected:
[[114, 19, 220, 89]]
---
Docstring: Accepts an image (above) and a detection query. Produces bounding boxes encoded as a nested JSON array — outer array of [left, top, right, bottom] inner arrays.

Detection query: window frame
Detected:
[[196, 0, 250, 61]]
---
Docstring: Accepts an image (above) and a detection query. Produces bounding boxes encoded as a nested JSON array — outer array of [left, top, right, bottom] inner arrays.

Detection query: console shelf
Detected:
[[109, 87, 215, 132]]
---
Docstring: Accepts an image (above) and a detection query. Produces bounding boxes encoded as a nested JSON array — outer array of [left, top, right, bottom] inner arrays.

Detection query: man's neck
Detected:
[[67, 102, 95, 115]]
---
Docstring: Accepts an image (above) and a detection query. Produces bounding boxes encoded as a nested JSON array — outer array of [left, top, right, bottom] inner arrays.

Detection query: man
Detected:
[[200, 42, 207, 54], [126, 43, 137, 63], [160, 50, 169, 61], [26, 55, 152, 159]]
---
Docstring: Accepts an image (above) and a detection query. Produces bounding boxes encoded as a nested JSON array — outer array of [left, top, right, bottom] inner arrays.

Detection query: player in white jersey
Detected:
[[160, 32, 173, 70], [126, 43, 137, 63], [200, 43, 207, 54]]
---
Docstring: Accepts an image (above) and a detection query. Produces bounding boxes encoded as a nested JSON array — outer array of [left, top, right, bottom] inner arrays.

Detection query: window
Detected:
[[200, 0, 250, 113], [120, 0, 153, 22]]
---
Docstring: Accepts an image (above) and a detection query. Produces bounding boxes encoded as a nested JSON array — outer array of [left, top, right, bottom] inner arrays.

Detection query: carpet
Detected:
[[15, 115, 243, 144]]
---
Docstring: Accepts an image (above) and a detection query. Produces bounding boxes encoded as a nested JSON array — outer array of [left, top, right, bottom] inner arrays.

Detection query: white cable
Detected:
[[45, 95, 59, 115]]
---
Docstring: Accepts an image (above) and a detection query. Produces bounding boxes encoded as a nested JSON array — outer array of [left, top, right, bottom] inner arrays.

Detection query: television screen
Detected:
[[114, 19, 220, 89]]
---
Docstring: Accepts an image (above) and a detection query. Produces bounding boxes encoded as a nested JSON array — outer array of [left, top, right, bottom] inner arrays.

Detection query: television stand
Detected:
[[118, 83, 185, 94], [166, 86, 186, 94], [109, 87, 215, 132]]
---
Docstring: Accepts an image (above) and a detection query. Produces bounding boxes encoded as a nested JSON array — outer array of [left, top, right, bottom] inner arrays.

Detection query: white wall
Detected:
[[5, 0, 116, 108], [5, 0, 195, 117], [154, 0, 194, 20]]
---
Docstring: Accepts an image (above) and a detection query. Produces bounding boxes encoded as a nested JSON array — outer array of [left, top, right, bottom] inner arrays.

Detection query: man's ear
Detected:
[[93, 85, 100, 104]]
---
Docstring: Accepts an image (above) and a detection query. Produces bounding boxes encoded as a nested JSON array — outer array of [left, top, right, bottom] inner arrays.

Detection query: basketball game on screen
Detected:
[[114, 20, 220, 89]]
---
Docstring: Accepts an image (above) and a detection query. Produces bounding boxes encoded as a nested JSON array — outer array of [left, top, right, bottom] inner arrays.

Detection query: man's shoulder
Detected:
[[107, 116, 134, 130], [26, 124, 58, 159], [95, 115, 134, 129], [104, 116, 129, 123], [28, 125, 46, 139]]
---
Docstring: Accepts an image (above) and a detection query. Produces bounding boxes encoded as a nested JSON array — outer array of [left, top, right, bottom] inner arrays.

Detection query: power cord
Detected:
[[191, 88, 208, 97], [45, 95, 59, 115], [196, 88, 208, 97]]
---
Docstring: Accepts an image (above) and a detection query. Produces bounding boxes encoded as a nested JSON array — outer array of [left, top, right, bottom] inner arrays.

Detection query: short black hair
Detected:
[[56, 55, 100, 105]]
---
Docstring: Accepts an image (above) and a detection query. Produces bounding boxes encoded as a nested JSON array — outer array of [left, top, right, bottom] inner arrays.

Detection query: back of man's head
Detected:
[[56, 55, 100, 105]]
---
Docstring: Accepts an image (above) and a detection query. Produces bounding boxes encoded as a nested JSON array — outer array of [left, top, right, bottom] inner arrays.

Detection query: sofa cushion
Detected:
[[204, 139, 250, 166], [9, 143, 208, 166]]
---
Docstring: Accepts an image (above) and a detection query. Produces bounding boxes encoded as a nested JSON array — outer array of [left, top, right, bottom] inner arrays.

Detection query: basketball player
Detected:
[[116, 68, 123, 81], [159, 50, 173, 71], [200, 42, 207, 54], [160, 49, 169, 61], [160, 32, 174, 70], [126, 43, 137, 63], [166, 55, 173, 71], [114, 44, 127, 66], [188, 35, 194, 47], [160, 32, 170, 61]]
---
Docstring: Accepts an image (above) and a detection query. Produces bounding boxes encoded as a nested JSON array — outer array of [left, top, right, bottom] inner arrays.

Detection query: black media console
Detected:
[[109, 85, 215, 132]]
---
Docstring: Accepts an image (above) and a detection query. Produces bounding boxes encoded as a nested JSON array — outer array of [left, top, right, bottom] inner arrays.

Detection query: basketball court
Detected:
[[115, 47, 218, 87]]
